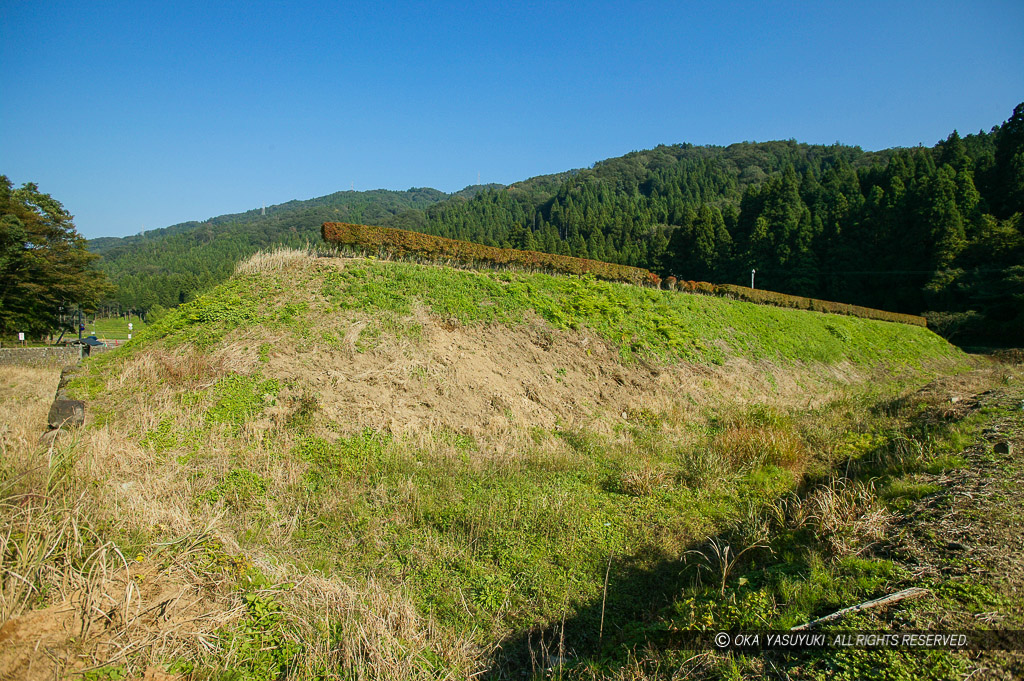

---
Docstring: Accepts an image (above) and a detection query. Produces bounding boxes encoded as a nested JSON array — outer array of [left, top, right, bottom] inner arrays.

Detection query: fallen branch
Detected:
[[790, 587, 930, 631]]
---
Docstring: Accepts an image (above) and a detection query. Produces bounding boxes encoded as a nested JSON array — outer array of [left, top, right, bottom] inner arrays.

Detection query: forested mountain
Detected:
[[93, 103, 1024, 345], [381, 141, 897, 266]]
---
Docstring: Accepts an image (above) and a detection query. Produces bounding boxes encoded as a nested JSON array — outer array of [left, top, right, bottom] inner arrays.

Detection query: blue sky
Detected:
[[1, 1, 1022, 239]]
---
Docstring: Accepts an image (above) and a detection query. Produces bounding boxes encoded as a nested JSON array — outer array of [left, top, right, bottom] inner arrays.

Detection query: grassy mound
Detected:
[[5, 251, 986, 679], [142, 253, 953, 366]]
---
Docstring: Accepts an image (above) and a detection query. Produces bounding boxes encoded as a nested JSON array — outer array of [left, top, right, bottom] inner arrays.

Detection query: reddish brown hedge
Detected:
[[322, 222, 661, 287], [671, 279, 924, 325], [711, 284, 927, 327]]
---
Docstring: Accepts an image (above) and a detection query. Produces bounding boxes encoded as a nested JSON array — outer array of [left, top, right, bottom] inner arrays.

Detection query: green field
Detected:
[[87, 314, 147, 340], [135, 256, 959, 367]]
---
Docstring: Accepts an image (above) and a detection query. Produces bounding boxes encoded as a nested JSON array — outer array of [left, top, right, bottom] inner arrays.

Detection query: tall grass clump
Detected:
[[236, 245, 318, 276], [0, 364, 132, 629]]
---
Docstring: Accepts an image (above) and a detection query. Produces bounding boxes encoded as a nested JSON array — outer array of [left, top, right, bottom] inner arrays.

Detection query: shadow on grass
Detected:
[[485, 546, 694, 678], [484, 432, 926, 678]]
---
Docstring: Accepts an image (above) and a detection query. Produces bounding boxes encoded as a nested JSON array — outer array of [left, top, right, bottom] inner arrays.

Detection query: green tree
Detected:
[[993, 102, 1024, 218], [922, 165, 967, 270], [0, 176, 112, 337], [666, 205, 731, 280]]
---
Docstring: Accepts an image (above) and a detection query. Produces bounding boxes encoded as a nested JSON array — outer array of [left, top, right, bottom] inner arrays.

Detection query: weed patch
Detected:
[[206, 373, 280, 431], [202, 469, 271, 508], [131, 276, 270, 349]]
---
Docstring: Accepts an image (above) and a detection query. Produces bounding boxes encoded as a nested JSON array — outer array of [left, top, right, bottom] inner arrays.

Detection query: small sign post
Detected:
[[18, 332, 25, 346]]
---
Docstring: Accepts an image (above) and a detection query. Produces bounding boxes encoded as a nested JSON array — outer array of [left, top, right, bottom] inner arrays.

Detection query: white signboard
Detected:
[[18, 332, 25, 341], [128, 322, 133, 331]]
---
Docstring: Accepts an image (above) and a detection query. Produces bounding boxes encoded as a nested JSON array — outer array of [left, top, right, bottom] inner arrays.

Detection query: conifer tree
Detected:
[[993, 102, 1024, 218]]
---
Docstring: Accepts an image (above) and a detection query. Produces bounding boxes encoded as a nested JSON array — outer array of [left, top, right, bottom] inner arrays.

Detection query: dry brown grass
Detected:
[[0, 366, 59, 466], [712, 422, 810, 473], [789, 478, 894, 556], [276, 575, 481, 680], [0, 365, 63, 621], [0, 523, 243, 677], [153, 348, 227, 388], [617, 461, 669, 497], [0, 366, 242, 678], [235, 246, 315, 276], [0, 257, 972, 677], [0, 360, 480, 679]]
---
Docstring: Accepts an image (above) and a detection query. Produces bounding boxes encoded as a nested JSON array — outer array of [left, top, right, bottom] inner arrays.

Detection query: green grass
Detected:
[[206, 373, 280, 430], [882, 479, 942, 503], [339, 262, 943, 364], [104, 257, 970, 631], [130, 277, 269, 349], [922, 453, 968, 474], [282, 259, 958, 367], [122, 257, 964, 370], [547, 402, 990, 679], [87, 314, 147, 340]]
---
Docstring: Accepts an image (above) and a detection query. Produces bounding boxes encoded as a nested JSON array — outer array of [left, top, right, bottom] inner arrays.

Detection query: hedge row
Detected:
[[709, 283, 926, 327], [661, 276, 924, 325], [321, 222, 662, 287]]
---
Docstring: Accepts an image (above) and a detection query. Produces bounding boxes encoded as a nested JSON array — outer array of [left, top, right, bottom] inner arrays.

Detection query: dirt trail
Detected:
[[880, 370, 1024, 679]]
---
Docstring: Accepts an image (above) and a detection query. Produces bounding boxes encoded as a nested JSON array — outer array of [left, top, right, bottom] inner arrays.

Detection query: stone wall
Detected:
[[0, 346, 82, 368]]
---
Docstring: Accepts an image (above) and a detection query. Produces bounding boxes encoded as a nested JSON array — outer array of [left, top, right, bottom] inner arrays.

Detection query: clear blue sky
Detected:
[[2, 1, 1022, 239]]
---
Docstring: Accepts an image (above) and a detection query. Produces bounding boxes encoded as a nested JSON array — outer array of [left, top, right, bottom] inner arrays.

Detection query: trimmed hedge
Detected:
[[707, 283, 927, 327], [669, 279, 925, 325], [322, 222, 662, 287]]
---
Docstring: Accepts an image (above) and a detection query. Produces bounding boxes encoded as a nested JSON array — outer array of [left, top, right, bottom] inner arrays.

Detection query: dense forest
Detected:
[[92, 103, 1023, 345]]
